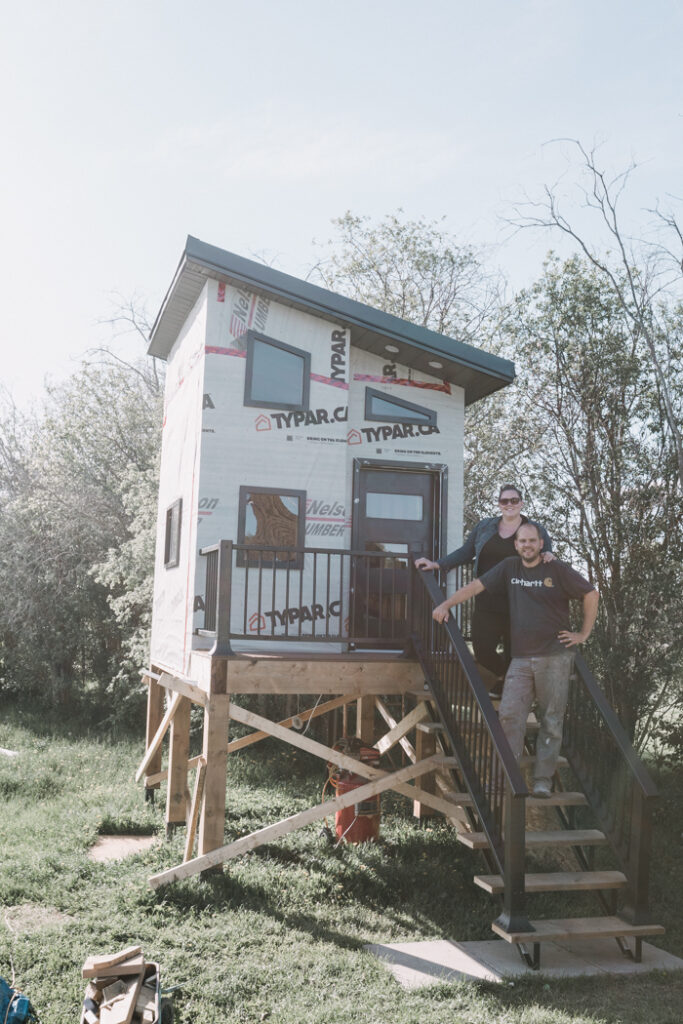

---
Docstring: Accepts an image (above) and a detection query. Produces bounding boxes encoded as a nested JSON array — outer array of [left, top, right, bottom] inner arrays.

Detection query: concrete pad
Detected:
[[366, 937, 683, 987], [89, 835, 157, 862]]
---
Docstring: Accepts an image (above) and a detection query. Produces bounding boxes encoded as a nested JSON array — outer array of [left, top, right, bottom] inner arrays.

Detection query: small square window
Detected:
[[364, 387, 437, 426], [244, 330, 310, 411], [237, 486, 306, 568], [164, 498, 182, 568]]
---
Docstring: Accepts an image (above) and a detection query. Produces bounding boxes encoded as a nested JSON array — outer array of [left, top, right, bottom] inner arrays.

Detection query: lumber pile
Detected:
[[80, 947, 160, 1024]]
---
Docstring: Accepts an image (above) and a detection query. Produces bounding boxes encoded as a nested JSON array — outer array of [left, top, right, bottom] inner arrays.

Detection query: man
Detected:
[[432, 523, 599, 798]]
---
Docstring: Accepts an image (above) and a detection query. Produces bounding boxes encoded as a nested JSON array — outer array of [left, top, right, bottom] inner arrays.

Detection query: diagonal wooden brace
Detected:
[[227, 703, 460, 819], [374, 701, 429, 755], [135, 692, 182, 783], [149, 754, 447, 888]]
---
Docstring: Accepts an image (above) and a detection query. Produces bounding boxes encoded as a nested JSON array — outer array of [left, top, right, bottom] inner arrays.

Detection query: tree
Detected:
[[311, 211, 520, 522], [510, 139, 683, 488], [0, 354, 162, 710], [506, 255, 683, 743]]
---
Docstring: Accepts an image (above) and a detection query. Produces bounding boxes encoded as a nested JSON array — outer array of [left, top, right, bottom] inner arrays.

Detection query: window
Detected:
[[164, 498, 182, 568], [244, 330, 310, 411], [237, 486, 306, 568], [365, 492, 424, 521], [364, 387, 436, 426]]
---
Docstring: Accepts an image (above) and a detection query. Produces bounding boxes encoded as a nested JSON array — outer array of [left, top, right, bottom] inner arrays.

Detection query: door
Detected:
[[351, 462, 443, 646]]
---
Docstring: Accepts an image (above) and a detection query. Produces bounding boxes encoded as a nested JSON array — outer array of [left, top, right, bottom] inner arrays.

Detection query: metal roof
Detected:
[[148, 236, 515, 405]]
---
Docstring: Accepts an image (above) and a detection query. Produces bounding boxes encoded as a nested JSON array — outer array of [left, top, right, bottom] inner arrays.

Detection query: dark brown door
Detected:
[[351, 464, 440, 646]]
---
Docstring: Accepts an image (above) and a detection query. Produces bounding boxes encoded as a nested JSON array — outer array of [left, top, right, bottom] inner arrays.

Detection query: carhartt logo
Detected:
[[347, 429, 362, 445], [255, 415, 271, 431], [544, 577, 554, 587]]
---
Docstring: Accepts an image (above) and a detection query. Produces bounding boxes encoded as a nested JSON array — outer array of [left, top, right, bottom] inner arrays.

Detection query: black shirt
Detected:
[[476, 531, 518, 614], [478, 557, 596, 658]]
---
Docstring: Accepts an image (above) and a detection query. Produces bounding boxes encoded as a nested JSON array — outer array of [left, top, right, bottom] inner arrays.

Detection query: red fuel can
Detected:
[[332, 770, 381, 844]]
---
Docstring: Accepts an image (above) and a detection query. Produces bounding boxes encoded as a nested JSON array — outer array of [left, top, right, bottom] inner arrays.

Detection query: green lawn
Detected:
[[1, 704, 682, 1024]]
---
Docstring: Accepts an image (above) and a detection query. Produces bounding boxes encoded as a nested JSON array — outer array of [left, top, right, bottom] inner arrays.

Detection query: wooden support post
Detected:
[[166, 695, 191, 829], [197, 660, 229, 862], [356, 696, 375, 744], [413, 724, 437, 820], [135, 692, 182, 783], [143, 670, 165, 792]]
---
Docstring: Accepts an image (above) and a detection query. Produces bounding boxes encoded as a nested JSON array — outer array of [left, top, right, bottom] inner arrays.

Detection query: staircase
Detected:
[[410, 568, 663, 970]]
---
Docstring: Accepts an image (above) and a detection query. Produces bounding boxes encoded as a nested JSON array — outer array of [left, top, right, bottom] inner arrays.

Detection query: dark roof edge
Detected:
[[149, 236, 515, 389]]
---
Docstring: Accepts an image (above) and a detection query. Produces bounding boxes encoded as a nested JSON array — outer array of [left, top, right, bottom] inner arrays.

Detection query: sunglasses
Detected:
[[499, 497, 521, 506]]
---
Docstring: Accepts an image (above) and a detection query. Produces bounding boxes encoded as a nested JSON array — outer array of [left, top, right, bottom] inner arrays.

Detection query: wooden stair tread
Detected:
[[527, 791, 587, 807], [440, 790, 473, 806], [520, 755, 568, 768], [474, 870, 627, 894], [457, 828, 606, 850], [492, 915, 665, 944]]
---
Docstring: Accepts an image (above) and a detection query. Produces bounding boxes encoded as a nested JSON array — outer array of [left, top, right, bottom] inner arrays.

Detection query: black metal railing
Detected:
[[563, 652, 658, 924], [198, 541, 415, 652], [410, 567, 530, 934]]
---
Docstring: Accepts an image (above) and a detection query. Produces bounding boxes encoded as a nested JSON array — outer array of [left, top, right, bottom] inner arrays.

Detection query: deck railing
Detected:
[[410, 567, 531, 934], [563, 653, 658, 923], [198, 541, 416, 653]]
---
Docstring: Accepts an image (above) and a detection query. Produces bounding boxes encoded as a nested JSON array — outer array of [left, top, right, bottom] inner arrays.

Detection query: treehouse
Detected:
[[140, 236, 662, 972]]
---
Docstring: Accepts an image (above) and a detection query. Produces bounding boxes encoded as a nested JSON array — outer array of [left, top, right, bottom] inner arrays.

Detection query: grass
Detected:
[[1, 703, 683, 1023]]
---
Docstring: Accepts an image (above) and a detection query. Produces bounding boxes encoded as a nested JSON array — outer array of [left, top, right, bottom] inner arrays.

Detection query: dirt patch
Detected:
[[89, 835, 158, 862], [3, 904, 75, 933]]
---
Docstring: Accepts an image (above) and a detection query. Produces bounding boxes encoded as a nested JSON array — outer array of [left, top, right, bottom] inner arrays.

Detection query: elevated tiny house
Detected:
[[148, 235, 513, 673]]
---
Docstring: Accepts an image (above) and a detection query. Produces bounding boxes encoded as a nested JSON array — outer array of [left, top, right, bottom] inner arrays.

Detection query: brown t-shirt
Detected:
[[479, 557, 595, 657]]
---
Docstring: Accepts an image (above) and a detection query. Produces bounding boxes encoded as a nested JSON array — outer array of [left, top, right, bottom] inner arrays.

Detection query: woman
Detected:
[[415, 485, 553, 689]]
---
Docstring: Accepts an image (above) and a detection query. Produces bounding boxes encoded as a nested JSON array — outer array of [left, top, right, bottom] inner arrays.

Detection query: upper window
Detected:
[[244, 330, 311, 411], [164, 498, 182, 569], [364, 387, 436, 426], [237, 486, 306, 568]]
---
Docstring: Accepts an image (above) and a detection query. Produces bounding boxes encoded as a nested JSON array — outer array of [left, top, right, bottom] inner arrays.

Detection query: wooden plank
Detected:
[[527, 792, 587, 807], [375, 697, 417, 761], [143, 674, 165, 788], [197, 693, 230, 858], [374, 702, 429, 756], [416, 721, 445, 734], [136, 693, 182, 783], [492, 915, 665, 944], [166, 695, 191, 825], [413, 719, 436, 820], [228, 694, 353, 752], [457, 828, 607, 851], [149, 754, 446, 888], [184, 757, 207, 862], [519, 754, 568, 768], [474, 870, 628, 894], [225, 658, 425, 694], [83, 955, 146, 979], [99, 971, 144, 1024], [356, 695, 376, 744], [82, 946, 142, 978], [158, 670, 208, 707]]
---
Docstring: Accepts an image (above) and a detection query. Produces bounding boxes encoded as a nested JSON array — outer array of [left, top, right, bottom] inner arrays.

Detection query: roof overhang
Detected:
[[148, 236, 515, 405]]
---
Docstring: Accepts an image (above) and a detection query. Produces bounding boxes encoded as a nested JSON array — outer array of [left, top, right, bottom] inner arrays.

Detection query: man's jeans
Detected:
[[498, 652, 574, 785]]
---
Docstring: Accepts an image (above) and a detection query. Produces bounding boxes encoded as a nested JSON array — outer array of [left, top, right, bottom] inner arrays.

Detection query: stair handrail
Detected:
[[410, 566, 531, 934], [564, 652, 658, 924]]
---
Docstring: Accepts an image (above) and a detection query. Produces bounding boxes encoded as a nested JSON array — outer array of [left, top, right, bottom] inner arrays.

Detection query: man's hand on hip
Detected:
[[558, 630, 586, 647]]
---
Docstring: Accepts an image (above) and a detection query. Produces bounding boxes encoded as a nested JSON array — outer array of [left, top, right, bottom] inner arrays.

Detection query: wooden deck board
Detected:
[[474, 870, 627, 894], [492, 916, 665, 944]]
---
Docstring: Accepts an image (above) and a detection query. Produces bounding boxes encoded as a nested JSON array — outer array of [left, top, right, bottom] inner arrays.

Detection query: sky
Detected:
[[1, 0, 681, 407]]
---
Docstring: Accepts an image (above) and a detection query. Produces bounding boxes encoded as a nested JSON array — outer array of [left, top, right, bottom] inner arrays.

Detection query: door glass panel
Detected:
[[365, 542, 408, 569], [366, 491, 423, 521]]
